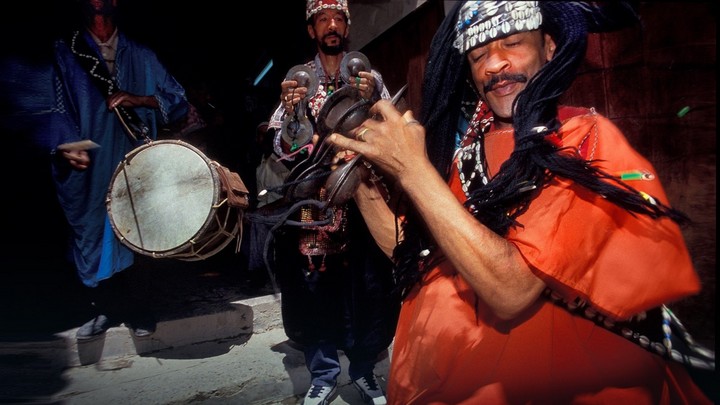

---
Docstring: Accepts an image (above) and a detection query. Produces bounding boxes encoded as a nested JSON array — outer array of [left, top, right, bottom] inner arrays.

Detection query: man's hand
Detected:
[[328, 100, 426, 184], [107, 91, 159, 110], [62, 149, 90, 170], [280, 79, 308, 111], [356, 71, 375, 100]]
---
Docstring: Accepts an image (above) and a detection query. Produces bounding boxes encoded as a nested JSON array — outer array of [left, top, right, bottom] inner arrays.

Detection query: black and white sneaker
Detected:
[[352, 373, 387, 405], [303, 382, 337, 405]]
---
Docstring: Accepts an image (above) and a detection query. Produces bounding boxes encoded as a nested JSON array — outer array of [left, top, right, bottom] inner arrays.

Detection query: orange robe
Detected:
[[386, 108, 710, 404]]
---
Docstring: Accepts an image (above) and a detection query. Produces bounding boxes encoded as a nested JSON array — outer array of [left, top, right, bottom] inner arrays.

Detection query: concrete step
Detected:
[[1, 294, 392, 404], [1, 294, 281, 366]]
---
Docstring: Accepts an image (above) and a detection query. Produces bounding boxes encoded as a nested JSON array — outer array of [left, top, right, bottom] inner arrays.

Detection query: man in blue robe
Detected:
[[50, 0, 189, 340]]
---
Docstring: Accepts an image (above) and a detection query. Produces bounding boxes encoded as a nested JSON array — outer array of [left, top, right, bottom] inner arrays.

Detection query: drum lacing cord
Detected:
[[165, 202, 241, 261], [245, 199, 335, 296], [206, 202, 244, 255]]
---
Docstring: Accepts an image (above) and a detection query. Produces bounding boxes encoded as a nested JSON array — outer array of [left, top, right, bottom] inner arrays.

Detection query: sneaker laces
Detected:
[[354, 373, 386, 404], [358, 374, 380, 391], [307, 384, 331, 398], [304, 383, 336, 405]]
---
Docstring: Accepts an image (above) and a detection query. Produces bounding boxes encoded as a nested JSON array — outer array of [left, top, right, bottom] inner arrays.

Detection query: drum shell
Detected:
[[106, 140, 239, 260]]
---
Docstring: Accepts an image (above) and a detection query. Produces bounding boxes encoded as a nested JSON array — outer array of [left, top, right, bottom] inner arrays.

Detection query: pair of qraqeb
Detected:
[[281, 54, 407, 208]]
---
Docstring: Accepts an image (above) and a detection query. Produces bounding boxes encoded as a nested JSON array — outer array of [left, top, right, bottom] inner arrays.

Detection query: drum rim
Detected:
[[106, 139, 224, 258]]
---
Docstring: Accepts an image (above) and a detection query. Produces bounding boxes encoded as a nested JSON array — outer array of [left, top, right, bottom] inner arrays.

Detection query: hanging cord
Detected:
[[277, 143, 314, 161], [245, 199, 335, 295], [257, 168, 332, 199], [68, 30, 150, 144]]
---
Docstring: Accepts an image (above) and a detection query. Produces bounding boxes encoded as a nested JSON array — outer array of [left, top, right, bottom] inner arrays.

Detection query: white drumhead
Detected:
[[107, 140, 219, 255]]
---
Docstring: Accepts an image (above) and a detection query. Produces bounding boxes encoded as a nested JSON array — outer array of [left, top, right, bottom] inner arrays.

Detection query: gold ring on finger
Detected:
[[357, 127, 371, 142]]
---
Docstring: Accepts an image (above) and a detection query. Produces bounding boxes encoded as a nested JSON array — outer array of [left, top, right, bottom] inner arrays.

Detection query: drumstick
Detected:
[[113, 107, 139, 142]]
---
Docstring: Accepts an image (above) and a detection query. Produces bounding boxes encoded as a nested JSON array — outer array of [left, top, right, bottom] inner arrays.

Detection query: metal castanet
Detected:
[[283, 84, 408, 207], [280, 65, 319, 150]]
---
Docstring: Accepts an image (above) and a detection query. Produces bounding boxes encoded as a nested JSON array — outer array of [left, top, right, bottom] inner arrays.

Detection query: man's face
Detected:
[[308, 9, 348, 56], [466, 30, 556, 125], [81, 0, 116, 17]]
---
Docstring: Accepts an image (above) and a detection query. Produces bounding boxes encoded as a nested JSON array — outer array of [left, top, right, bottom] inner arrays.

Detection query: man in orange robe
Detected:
[[329, 1, 714, 404]]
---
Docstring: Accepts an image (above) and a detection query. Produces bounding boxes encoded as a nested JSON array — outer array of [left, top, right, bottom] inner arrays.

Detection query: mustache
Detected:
[[322, 32, 342, 41], [483, 73, 528, 93]]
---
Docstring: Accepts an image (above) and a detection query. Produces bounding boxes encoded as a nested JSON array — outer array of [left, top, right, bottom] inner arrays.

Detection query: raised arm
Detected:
[[330, 100, 546, 320]]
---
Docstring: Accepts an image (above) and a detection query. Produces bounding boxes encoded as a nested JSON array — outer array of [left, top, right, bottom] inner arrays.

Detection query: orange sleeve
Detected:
[[506, 113, 700, 319], [449, 112, 701, 320]]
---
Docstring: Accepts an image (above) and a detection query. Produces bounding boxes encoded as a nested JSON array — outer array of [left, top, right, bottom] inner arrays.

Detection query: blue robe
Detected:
[[51, 30, 188, 287]]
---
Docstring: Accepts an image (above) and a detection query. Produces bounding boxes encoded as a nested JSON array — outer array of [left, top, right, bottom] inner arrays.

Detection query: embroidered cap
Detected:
[[453, 1, 542, 54], [306, 0, 351, 25]]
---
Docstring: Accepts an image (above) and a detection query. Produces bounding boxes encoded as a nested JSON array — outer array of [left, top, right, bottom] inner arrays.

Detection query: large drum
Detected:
[[106, 139, 246, 261]]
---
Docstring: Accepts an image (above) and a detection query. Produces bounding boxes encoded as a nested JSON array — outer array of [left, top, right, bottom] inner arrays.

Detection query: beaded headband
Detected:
[[306, 0, 351, 25], [453, 1, 542, 54]]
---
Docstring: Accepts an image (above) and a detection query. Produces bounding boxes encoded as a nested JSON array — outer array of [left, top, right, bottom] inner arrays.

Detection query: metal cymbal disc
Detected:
[[315, 86, 363, 138], [280, 113, 314, 148], [340, 51, 371, 85], [285, 64, 319, 97]]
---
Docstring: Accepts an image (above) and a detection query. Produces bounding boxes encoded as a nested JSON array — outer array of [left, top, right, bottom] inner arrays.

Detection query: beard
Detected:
[[320, 43, 344, 55], [318, 33, 345, 56]]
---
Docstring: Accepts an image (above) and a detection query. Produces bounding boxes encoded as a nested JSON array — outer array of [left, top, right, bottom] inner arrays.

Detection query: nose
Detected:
[[484, 48, 510, 75]]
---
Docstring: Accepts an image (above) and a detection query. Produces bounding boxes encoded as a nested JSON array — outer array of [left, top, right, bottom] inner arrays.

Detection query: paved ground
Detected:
[[2, 224, 716, 404], [1, 246, 392, 404], [1, 296, 392, 405]]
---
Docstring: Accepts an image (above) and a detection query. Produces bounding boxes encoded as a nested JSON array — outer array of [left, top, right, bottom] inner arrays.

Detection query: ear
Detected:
[[307, 24, 316, 40], [544, 33, 557, 60]]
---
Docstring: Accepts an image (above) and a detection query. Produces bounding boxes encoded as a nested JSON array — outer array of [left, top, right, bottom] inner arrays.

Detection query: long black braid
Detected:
[[391, 1, 467, 297], [392, 1, 688, 299]]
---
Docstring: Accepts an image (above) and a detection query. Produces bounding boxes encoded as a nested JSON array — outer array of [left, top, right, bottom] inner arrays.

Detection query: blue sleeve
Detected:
[[143, 50, 189, 125]]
